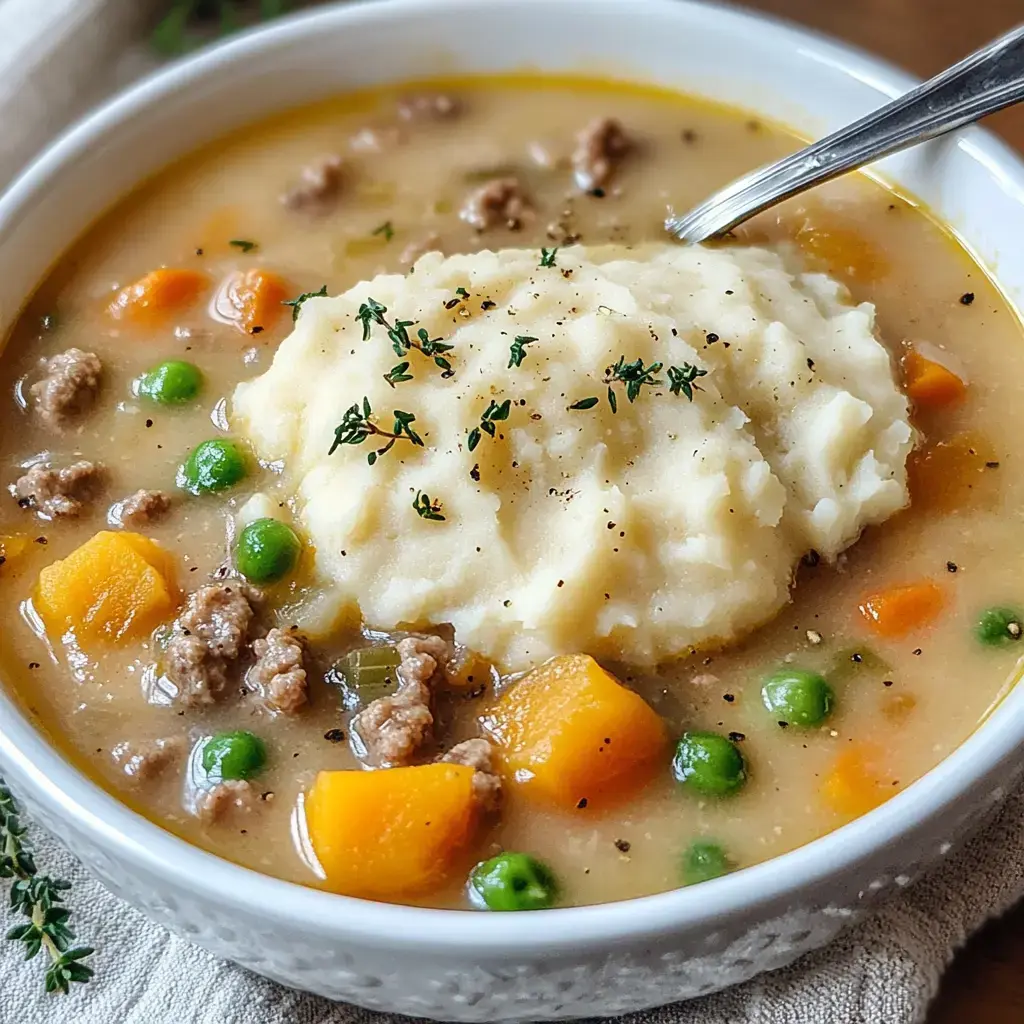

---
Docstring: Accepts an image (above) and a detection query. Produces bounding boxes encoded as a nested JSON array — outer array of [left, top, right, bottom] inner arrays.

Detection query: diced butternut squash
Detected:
[[821, 745, 895, 819], [448, 647, 494, 691], [793, 215, 886, 283], [0, 532, 30, 574], [305, 763, 481, 900], [858, 580, 946, 638], [483, 653, 668, 812], [902, 348, 967, 410], [108, 268, 208, 324], [214, 268, 290, 335], [35, 531, 177, 646], [907, 432, 1000, 513]]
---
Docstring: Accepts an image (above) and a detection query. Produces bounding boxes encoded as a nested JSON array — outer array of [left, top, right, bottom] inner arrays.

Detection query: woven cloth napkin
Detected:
[[2, 3, 1023, 1022]]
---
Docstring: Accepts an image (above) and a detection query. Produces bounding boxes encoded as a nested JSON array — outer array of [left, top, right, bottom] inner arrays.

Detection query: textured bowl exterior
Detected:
[[2, 1, 1024, 1018]]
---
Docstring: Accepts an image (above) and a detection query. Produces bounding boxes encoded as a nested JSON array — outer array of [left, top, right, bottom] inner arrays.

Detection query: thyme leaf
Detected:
[[413, 490, 445, 521], [329, 397, 423, 464], [539, 247, 559, 268], [372, 220, 395, 242], [508, 335, 537, 369], [383, 362, 413, 388], [603, 355, 664, 411], [282, 284, 328, 322], [229, 239, 258, 253], [568, 396, 600, 410], [467, 398, 512, 451], [667, 363, 708, 401], [1, 779, 93, 995]]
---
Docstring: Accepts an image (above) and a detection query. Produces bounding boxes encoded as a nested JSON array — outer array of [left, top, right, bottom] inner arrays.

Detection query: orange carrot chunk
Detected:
[[858, 580, 947, 638], [822, 745, 895, 819], [214, 269, 290, 335], [108, 268, 208, 324], [902, 348, 967, 410]]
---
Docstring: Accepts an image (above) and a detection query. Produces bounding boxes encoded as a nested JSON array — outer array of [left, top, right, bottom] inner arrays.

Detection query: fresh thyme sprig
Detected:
[[282, 284, 328, 322], [667, 362, 708, 401], [413, 491, 445, 521], [1, 780, 93, 995], [357, 298, 455, 377], [467, 399, 512, 452], [153, 0, 293, 57], [539, 247, 559, 268], [508, 335, 537, 369], [603, 355, 664, 413], [329, 397, 424, 465]]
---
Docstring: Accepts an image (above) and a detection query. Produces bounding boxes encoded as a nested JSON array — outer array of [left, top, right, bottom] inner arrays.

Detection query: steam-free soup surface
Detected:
[[1, 77, 1022, 909]]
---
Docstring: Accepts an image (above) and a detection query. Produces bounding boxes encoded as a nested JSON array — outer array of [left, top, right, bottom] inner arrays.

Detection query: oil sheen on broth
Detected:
[[1, 76, 1022, 910]]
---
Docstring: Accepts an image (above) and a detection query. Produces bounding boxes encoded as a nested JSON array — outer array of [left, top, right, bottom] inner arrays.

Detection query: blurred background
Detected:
[[0, 0, 1021, 1020]]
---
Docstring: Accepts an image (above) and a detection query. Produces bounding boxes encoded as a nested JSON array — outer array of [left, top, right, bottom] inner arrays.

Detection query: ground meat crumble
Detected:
[[29, 347, 102, 430], [249, 627, 308, 714], [110, 736, 186, 782], [197, 780, 256, 823], [399, 233, 442, 266], [112, 488, 172, 527], [460, 177, 533, 231], [572, 117, 632, 192], [13, 460, 106, 519], [352, 634, 451, 767], [163, 583, 260, 706], [442, 737, 502, 812], [280, 155, 344, 211]]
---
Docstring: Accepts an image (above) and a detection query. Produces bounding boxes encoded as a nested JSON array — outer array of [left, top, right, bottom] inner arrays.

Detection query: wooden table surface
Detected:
[[741, 2, 1024, 1020]]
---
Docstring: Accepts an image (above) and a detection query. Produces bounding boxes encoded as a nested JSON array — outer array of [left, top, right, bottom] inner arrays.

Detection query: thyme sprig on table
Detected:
[[467, 399, 512, 453], [0, 780, 93, 995], [357, 299, 455, 377], [329, 397, 424, 465], [152, 0, 294, 57]]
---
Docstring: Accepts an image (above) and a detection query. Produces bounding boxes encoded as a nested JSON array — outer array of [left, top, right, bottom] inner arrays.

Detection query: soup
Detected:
[[2, 76, 1022, 911]]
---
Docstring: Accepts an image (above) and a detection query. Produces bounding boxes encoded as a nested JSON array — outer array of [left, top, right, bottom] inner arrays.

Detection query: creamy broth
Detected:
[[1, 76, 1022, 909]]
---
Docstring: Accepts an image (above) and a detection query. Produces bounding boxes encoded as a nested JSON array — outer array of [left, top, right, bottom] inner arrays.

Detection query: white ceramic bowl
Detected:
[[3, 1, 1024, 1018]]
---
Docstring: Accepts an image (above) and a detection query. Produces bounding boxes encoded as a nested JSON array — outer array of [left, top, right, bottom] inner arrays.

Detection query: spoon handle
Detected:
[[667, 24, 1024, 243]]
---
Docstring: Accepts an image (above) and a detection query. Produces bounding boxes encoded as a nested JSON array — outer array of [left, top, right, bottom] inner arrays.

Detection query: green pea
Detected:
[[672, 731, 746, 797], [235, 518, 301, 583], [681, 841, 732, 885], [137, 360, 203, 404], [761, 669, 834, 727], [201, 730, 266, 781], [177, 439, 247, 495], [975, 606, 1024, 646], [470, 852, 558, 911]]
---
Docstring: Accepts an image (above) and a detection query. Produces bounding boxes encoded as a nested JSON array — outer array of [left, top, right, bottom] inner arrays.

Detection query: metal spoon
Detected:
[[666, 24, 1024, 244]]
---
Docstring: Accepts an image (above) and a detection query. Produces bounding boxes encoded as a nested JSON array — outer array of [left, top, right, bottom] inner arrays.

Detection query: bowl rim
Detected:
[[2, 0, 1024, 955]]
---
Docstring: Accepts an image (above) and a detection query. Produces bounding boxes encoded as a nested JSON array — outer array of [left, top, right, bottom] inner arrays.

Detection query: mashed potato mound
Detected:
[[233, 244, 912, 669]]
